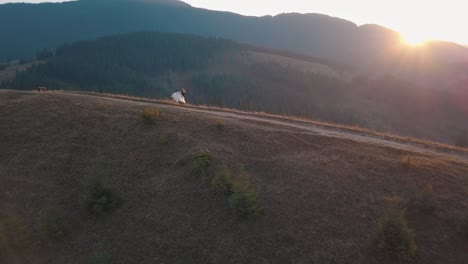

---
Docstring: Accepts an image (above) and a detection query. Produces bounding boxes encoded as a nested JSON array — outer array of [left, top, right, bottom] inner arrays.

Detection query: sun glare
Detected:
[[400, 34, 429, 46]]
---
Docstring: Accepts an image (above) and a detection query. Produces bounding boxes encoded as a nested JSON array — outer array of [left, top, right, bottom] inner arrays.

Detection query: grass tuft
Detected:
[[400, 155, 415, 168], [215, 119, 225, 130], [141, 107, 160, 125], [190, 150, 212, 177]]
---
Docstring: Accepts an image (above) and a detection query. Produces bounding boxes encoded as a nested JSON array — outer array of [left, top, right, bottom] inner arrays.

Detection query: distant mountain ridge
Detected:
[[1, 0, 467, 71], [78, 0, 191, 6]]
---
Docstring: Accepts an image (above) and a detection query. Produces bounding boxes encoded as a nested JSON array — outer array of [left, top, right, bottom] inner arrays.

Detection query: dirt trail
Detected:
[[58, 91, 468, 163]]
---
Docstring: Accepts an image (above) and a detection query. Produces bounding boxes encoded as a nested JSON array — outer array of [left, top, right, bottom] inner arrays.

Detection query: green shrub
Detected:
[[141, 107, 160, 125], [41, 208, 69, 240], [0, 216, 31, 256], [85, 178, 122, 215], [212, 166, 234, 195], [211, 166, 263, 219], [228, 175, 263, 219], [190, 150, 212, 177], [412, 184, 439, 214], [372, 203, 417, 261]]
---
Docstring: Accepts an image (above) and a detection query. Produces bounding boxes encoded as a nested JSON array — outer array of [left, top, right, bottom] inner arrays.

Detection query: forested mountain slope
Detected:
[[1, 0, 468, 88]]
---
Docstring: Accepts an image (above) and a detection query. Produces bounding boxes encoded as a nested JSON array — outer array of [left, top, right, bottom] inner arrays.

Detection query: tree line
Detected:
[[4, 31, 238, 94]]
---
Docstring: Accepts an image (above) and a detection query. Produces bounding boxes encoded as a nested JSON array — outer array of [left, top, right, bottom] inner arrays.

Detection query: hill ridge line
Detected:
[[60, 90, 468, 162]]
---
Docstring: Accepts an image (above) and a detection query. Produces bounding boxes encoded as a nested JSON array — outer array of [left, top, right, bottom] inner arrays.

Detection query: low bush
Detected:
[[85, 177, 122, 215], [372, 200, 417, 262], [141, 107, 160, 125], [228, 189, 261, 219], [190, 150, 212, 177], [412, 184, 439, 214], [41, 208, 69, 240], [212, 166, 234, 195], [228, 175, 263, 219], [212, 166, 263, 219]]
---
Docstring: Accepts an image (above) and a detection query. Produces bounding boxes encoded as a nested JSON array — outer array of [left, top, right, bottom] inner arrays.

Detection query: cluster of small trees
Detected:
[[372, 181, 468, 262], [189, 150, 263, 219]]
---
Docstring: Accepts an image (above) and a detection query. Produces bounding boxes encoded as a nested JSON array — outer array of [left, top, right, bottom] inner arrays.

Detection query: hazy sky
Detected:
[[2, 0, 467, 45]]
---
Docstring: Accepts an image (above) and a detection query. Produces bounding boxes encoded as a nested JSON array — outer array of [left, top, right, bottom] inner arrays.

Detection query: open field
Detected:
[[1, 90, 467, 263]]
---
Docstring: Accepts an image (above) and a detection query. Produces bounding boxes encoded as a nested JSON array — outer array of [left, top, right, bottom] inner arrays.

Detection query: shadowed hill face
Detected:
[[0, 90, 467, 263]]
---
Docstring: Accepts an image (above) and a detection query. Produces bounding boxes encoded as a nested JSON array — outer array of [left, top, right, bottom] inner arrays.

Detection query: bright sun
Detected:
[[400, 34, 429, 46]]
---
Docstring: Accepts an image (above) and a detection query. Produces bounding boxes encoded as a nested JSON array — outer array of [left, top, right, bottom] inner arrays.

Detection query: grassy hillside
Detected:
[[2, 31, 467, 146], [1, 90, 468, 263]]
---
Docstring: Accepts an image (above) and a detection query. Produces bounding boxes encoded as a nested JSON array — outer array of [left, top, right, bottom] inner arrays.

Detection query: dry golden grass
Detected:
[[215, 119, 225, 130], [83, 91, 468, 154], [2, 91, 468, 263], [400, 155, 415, 168], [141, 107, 160, 125], [399, 154, 450, 170]]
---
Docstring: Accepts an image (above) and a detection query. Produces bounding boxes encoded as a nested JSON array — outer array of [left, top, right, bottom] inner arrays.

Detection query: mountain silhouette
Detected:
[[1, 0, 467, 66]]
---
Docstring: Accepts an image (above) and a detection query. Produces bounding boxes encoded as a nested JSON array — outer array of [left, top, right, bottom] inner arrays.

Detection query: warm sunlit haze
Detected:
[[400, 35, 429, 46], [185, 0, 468, 46], [0, 0, 466, 45]]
